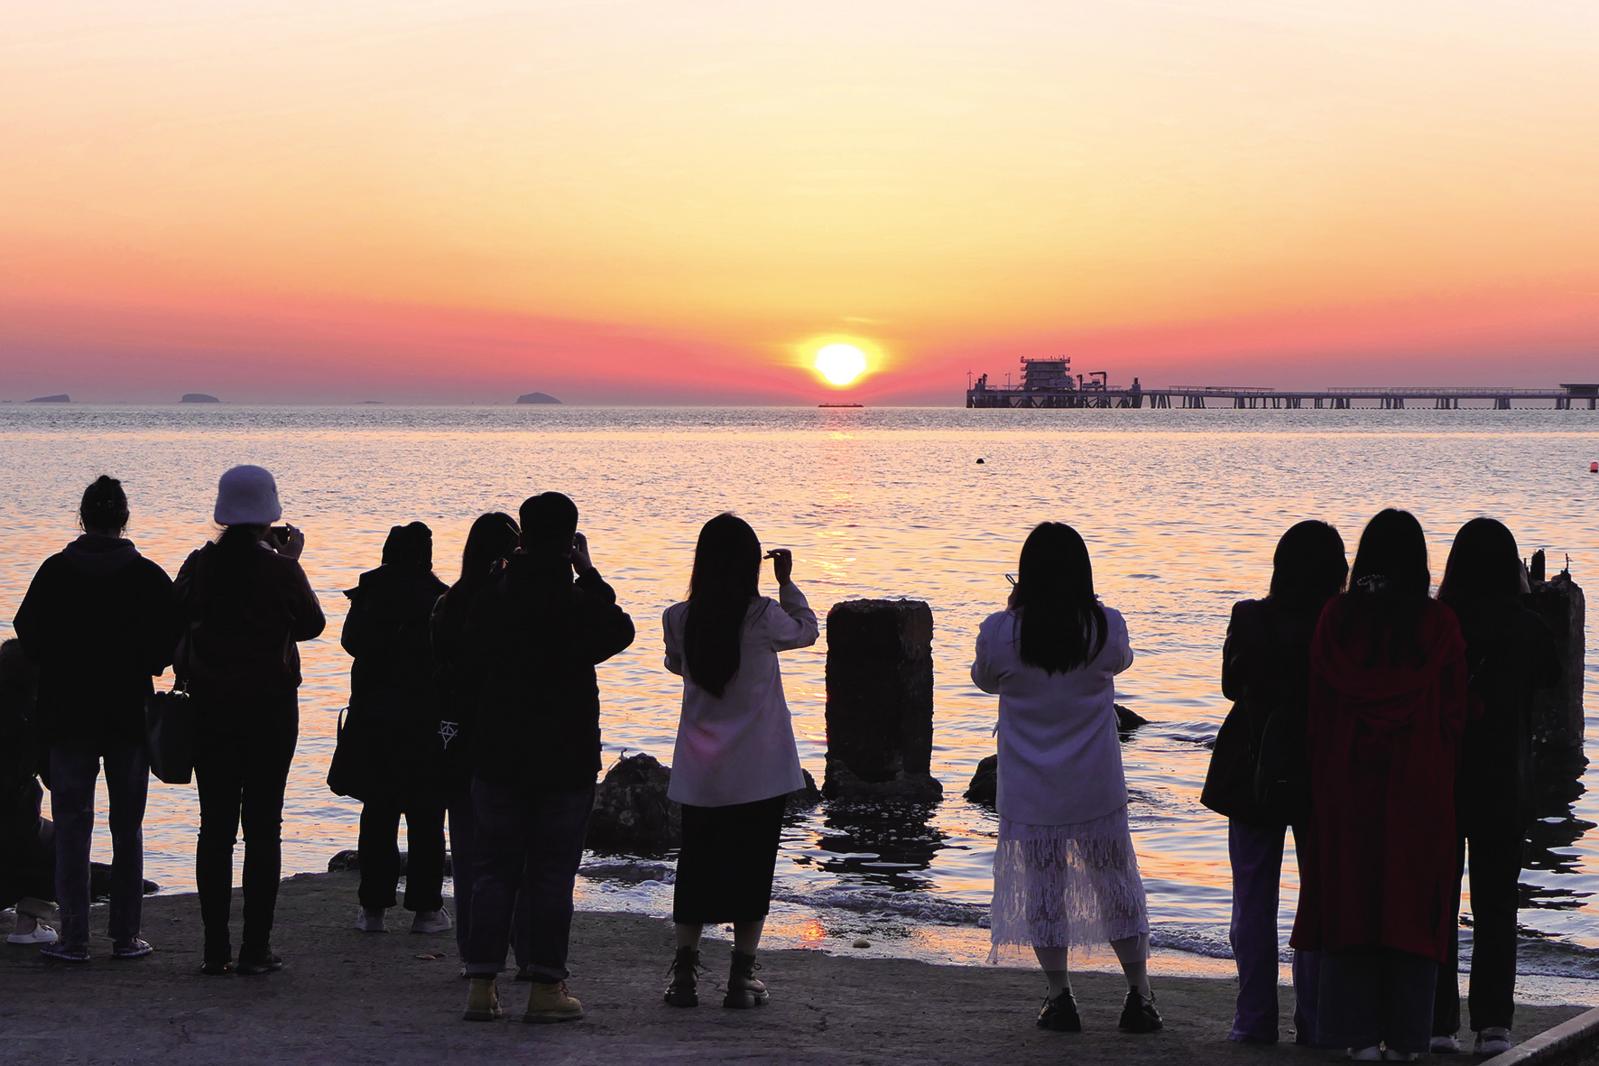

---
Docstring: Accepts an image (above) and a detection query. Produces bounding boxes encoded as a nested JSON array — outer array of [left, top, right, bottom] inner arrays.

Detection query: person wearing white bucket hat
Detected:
[[173, 465, 324, 977]]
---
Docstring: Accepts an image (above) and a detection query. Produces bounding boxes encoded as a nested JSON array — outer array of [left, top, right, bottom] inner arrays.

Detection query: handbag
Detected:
[[145, 682, 196, 785], [327, 706, 375, 801]]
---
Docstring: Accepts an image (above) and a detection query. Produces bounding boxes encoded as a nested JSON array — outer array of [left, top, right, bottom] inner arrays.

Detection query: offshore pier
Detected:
[[966, 358, 1599, 410]]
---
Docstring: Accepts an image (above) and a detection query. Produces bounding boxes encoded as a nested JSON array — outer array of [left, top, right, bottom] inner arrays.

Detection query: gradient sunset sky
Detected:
[[4, 1, 1597, 404]]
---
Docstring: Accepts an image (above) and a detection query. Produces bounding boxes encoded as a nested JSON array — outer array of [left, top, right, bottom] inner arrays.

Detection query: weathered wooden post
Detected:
[[823, 599, 942, 801], [1527, 559, 1586, 755]]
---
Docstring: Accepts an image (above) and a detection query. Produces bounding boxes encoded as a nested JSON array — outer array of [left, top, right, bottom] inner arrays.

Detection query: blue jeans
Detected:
[[1228, 819, 1320, 1044], [50, 744, 149, 951], [464, 779, 592, 981], [447, 778, 530, 969]]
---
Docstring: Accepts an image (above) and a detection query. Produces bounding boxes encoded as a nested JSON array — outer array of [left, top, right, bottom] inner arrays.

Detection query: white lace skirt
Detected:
[[988, 804, 1150, 961]]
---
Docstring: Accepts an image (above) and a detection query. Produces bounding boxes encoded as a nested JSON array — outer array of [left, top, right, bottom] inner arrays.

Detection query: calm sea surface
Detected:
[[3, 405, 1596, 993]]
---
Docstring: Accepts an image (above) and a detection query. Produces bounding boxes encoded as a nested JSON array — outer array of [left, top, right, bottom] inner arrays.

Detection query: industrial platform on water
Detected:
[[966, 358, 1599, 410]]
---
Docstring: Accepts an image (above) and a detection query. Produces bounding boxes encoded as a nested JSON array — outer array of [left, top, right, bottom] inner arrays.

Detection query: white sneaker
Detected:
[[355, 906, 386, 933], [1349, 1048, 1383, 1061], [1475, 1029, 1513, 1056], [411, 908, 452, 934], [7, 922, 59, 946], [1430, 1034, 1461, 1054]]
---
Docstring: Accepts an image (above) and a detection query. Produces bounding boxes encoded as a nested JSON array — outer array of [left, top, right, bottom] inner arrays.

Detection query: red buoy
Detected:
[[1591, 461, 1598, 473]]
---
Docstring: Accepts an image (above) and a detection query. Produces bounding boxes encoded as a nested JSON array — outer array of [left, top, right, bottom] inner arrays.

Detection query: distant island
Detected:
[[27, 394, 70, 404], [516, 392, 562, 405], [181, 393, 221, 404]]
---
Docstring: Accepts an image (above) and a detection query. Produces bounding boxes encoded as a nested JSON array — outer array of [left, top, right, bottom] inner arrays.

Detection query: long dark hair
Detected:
[[1342, 508, 1432, 666], [1009, 522, 1107, 673], [1438, 517, 1521, 609], [1268, 520, 1348, 608], [459, 512, 520, 586], [80, 475, 129, 535], [683, 513, 762, 697]]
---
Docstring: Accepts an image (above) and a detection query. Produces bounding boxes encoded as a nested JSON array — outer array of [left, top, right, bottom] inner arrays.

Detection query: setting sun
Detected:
[[814, 343, 868, 387]]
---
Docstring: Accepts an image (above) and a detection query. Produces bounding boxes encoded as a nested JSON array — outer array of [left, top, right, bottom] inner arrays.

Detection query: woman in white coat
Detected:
[[661, 513, 818, 1009], [972, 522, 1161, 1035]]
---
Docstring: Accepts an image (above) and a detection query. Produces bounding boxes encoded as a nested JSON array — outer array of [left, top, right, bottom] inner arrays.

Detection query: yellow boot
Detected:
[[525, 981, 585, 1024], [463, 977, 503, 1021]]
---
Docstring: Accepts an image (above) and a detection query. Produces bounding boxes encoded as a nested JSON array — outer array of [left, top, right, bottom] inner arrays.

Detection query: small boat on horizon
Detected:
[[818, 402, 864, 408]]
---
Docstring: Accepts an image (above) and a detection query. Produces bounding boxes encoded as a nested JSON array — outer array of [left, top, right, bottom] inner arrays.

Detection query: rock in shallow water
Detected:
[[587, 752, 680, 855]]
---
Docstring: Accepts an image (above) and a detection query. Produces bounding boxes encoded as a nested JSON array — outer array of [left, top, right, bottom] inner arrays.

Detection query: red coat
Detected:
[[1290, 596, 1468, 963]]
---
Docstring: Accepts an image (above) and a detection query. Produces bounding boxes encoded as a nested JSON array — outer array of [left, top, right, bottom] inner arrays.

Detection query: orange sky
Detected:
[[3, 1, 1598, 403]]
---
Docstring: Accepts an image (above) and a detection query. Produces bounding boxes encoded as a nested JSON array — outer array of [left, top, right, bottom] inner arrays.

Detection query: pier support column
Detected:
[[824, 599, 942, 801]]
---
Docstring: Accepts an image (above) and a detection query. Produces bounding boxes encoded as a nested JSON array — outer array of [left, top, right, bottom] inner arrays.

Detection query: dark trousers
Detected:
[[358, 793, 446, 913], [49, 744, 148, 951], [1435, 826, 1523, 1034], [1227, 819, 1319, 1044], [464, 778, 593, 982], [1319, 948, 1438, 1054], [193, 703, 298, 961], [447, 779, 529, 968]]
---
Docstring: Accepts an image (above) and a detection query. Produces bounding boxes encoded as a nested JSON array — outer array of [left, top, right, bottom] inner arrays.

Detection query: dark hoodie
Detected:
[[12, 534, 175, 748], [341, 532, 449, 792], [1291, 594, 1468, 963]]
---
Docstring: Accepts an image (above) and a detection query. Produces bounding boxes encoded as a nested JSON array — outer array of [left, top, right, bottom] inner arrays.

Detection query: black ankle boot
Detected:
[[1118, 988, 1163, 1033], [723, 950, 769, 1009], [664, 947, 702, 1007]]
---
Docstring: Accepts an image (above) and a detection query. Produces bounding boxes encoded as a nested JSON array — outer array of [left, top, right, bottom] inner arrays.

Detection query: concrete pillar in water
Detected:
[[1527, 562, 1586, 753], [823, 599, 942, 801]]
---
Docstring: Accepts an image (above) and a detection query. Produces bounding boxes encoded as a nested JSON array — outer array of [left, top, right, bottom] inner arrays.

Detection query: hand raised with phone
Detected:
[[764, 548, 793, 586], [570, 531, 594, 573]]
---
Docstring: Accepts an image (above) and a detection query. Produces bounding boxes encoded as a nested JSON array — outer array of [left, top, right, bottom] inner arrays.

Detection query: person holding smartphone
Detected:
[[173, 465, 325, 976], [661, 515, 817, 1010]]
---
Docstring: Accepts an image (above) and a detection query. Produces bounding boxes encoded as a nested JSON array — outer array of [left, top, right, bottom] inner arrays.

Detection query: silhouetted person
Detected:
[[175, 465, 325, 976], [661, 514, 816, 1010], [972, 522, 1162, 1036], [13, 476, 173, 962], [1292, 509, 1467, 1061], [1, 638, 56, 945], [461, 493, 634, 1024], [1202, 520, 1347, 1045], [345, 522, 451, 935], [1430, 518, 1561, 1057], [430, 512, 525, 970]]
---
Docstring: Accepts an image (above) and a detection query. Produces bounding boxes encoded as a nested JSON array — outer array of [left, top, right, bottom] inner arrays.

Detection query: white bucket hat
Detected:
[[213, 465, 283, 526]]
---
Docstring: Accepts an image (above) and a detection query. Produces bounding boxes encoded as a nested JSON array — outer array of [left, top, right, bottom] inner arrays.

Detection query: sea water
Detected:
[[2, 405, 1595, 997]]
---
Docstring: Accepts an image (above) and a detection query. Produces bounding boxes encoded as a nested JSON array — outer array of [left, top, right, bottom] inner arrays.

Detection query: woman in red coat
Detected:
[[1291, 509, 1468, 1062]]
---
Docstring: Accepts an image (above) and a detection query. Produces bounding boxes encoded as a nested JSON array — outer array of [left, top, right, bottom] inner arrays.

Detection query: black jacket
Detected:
[[12, 535, 175, 749], [1201, 596, 1322, 826], [1452, 598, 1561, 831], [0, 638, 46, 906], [429, 570, 500, 783], [174, 539, 326, 702], [467, 554, 635, 789], [341, 563, 449, 792]]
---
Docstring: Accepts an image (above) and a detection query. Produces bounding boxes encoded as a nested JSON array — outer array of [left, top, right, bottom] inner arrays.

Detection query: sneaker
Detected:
[[1037, 990, 1083, 1032], [664, 947, 702, 1008], [1430, 1034, 1461, 1054], [200, 958, 233, 976], [355, 907, 386, 933], [411, 909, 452, 935], [524, 981, 584, 1023], [1475, 1029, 1513, 1056], [7, 922, 58, 946], [1348, 1049, 1382, 1062], [463, 977, 503, 1021], [723, 950, 770, 1009], [112, 938, 154, 960], [236, 949, 284, 976], [1118, 988, 1163, 1034], [40, 942, 90, 963]]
